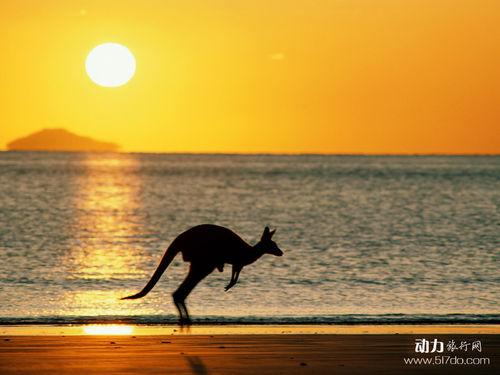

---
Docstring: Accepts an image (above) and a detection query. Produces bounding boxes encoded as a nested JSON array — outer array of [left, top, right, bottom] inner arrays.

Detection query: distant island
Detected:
[[7, 129, 120, 152]]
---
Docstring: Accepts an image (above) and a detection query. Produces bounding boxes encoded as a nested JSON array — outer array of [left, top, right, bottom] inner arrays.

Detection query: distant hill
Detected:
[[7, 129, 120, 152]]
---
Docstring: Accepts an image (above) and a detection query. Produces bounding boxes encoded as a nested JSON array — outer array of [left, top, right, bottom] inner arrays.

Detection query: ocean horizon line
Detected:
[[1, 150, 499, 157]]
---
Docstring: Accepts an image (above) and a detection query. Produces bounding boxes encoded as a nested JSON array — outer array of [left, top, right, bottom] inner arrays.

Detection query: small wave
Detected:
[[0, 314, 498, 326]]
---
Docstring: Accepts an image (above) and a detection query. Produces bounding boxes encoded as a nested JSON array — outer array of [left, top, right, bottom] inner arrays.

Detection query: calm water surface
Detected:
[[0, 152, 498, 323]]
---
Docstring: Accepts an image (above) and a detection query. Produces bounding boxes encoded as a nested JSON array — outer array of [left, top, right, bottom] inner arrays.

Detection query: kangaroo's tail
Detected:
[[121, 242, 179, 300]]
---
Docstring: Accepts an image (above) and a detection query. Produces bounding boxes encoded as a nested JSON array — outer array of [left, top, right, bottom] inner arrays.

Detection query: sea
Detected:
[[0, 152, 498, 325]]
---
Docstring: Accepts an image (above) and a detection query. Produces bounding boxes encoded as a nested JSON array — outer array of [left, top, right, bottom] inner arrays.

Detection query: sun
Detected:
[[85, 43, 136, 87]]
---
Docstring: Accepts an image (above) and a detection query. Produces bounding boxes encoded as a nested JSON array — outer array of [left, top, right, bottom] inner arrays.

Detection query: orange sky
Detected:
[[1, 0, 499, 153]]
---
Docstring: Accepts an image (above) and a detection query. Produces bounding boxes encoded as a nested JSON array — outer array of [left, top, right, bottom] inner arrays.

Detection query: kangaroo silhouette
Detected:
[[122, 224, 283, 325]]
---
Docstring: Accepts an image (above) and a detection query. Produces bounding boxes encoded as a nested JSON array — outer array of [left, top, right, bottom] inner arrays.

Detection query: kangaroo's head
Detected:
[[255, 226, 283, 256]]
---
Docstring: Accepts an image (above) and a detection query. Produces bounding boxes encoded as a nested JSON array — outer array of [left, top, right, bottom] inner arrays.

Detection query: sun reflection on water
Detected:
[[60, 290, 143, 316], [62, 154, 151, 316], [83, 325, 134, 335], [69, 154, 145, 280]]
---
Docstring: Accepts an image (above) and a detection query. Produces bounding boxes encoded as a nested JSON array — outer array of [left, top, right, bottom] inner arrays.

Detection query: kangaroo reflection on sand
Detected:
[[122, 224, 283, 325]]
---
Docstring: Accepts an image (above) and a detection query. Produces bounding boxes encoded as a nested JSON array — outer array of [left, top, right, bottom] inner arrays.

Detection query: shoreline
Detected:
[[1, 324, 499, 336], [1, 313, 498, 326]]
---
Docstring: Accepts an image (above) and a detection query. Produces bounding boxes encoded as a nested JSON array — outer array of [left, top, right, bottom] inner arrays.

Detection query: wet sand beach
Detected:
[[0, 331, 498, 374]]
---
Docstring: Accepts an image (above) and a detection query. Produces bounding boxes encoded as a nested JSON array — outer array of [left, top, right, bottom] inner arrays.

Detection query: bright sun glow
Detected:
[[83, 325, 134, 335], [85, 43, 136, 87]]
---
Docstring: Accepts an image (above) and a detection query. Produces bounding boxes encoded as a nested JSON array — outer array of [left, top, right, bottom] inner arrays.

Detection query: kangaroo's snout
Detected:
[[269, 246, 283, 256]]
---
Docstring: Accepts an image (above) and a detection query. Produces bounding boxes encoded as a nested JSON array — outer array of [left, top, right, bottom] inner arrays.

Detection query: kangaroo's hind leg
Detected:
[[172, 263, 213, 326]]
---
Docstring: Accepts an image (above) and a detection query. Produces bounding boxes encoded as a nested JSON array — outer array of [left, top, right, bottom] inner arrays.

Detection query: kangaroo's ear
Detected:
[[261, 226, 270, 240], [269, 229, 276, 238]]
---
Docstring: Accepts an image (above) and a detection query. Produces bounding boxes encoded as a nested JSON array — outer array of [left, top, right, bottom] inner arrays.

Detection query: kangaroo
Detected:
[[121, 224, 283, 325]]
